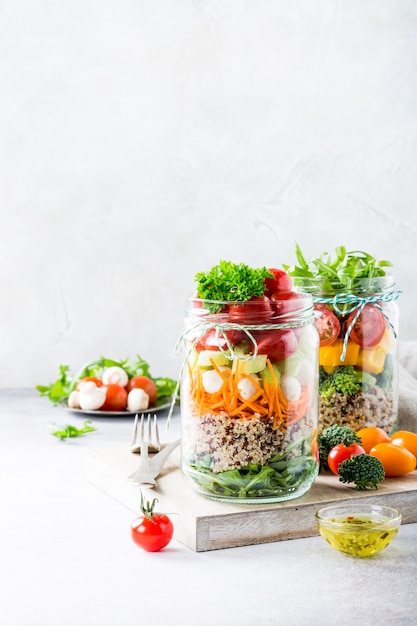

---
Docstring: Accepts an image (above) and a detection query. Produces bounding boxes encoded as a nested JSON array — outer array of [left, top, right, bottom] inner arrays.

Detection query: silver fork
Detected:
[[128, 414, 161, 486], [130, 413, 161, 454], [127, 414, 180, 486]]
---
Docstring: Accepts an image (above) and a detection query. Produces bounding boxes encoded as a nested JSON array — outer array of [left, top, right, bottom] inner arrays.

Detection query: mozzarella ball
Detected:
[[297, 360, 314, 387], [77, 381, 98, 393], [78, 386, 107, 411], [237, 376, 258, 400], [127, 388, 150, 412], [281, 374, 302, 402], [68, 390, 80, 409], [102, 366, 129, 387], [202, 369, 224, 394]]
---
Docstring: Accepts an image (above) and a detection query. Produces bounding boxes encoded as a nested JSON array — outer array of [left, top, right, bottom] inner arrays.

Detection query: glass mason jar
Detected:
[[178, 293, 320, 504], [292, 276, 401, 436]]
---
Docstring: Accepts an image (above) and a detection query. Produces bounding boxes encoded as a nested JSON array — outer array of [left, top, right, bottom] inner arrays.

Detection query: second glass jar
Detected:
[[293, 276, 400, 436]]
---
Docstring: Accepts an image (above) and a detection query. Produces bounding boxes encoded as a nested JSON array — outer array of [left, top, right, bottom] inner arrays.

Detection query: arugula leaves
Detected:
[[195, 260, 272, 312], [37, 365, 73, 404], [189, 435, 317, 498], [37, 355, 177, 406], [283, 244, 392, 294], [50, 419, 97, 439]]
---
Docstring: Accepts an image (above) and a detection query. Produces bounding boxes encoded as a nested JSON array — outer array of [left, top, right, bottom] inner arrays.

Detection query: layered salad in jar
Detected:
[[284, 245, 401, 436], [179, 261, 319, 503]]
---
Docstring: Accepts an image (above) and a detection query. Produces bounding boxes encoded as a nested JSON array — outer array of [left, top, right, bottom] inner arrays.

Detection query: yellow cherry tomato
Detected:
[[370, 442, 416, 477], [390, 430, 417, 458], [356, 426, 391, 454]]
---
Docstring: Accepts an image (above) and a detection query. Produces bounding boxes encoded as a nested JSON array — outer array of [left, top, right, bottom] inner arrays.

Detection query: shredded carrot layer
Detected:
[[188, 357, 312, 428]]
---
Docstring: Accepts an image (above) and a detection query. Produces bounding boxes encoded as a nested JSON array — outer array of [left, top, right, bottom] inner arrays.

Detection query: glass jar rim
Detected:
[[185, 293, 314, 327], [292, 274, 395, 294]]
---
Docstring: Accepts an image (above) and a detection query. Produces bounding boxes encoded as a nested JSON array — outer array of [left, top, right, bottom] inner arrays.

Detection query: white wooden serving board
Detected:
[[84, 445, 417, 552]]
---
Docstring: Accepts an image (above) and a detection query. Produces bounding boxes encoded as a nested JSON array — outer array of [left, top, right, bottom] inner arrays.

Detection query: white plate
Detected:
[[66, 399, 174, 417]]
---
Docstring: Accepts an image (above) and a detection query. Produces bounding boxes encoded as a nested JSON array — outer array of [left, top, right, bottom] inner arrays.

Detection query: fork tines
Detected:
[[132, 413, 161, 453]]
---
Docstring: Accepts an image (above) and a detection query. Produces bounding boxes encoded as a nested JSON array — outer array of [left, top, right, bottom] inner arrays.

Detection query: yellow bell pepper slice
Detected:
[[357, 347, 386, 375], [373, 329, 395, 354], [319, 339, 360, 368]]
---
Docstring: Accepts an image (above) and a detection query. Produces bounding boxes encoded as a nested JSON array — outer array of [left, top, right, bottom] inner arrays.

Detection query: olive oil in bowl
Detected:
[[315, 504, 401, 558]]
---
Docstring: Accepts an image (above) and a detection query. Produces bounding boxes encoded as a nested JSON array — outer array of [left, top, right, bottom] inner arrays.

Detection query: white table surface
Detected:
[[2, 389, 417, 626]]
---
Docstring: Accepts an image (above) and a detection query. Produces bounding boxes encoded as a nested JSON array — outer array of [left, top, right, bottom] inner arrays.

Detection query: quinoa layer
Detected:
[[182, 408, 315, 473], [319, 385, 395, 434]]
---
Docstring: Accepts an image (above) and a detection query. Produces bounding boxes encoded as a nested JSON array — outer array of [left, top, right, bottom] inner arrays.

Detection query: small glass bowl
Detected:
[[315, 504, 401, 558]]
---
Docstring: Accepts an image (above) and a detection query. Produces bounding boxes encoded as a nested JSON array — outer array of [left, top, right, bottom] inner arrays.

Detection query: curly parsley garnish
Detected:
[[195, 261, 272, 312]]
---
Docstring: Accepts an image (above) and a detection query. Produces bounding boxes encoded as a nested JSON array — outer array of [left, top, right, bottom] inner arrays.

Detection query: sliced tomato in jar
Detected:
[[195, 328, 245, 352], [347, 304, 385, 348], [313, 303, 341, 347], [252, 328, 298, 363], [264, 268, 292, 298], [229, 296, 273, 323], [270, 290, 305, 316]]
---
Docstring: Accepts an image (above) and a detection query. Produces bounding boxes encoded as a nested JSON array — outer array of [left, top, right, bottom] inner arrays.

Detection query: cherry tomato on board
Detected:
[[370, 442, 417, 477], [390, 430, 417, 458], [270, 290, 305, 316], [100, 383, 128, 411], [229, 296, 273, 323], [328, 443, 366, 475], [264, 268, 292, 298], [131, 494, 174, 552], [252, 328, 298, 363], [126, 376, 157, 405], [75, 376, 103, 390], [356, 426, 391, 454], [347, 304, 385, 348], [313, 304, 341, 347]]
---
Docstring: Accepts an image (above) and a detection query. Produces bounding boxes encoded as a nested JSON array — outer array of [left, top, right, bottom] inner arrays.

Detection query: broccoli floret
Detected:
[[319, 365, 363, 399], [318, 424, 362, 471], [319, 366, 329, 387], [338, 454, 385, 490], [319, 365, 377, 400]]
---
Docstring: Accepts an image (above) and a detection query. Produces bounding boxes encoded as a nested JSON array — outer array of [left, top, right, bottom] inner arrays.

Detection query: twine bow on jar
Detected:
[[313, 290, 402, 362], [167, 302, 315, 423]]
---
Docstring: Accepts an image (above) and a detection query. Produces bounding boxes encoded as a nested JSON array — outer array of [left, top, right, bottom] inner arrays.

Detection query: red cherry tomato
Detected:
[[252, 328, 298, 363], [195, 328, 245, 352], [328, 443, 366, 475], [131, 496, 174, 552], [229, 296, 273, 323], [347, 304, 385, 347], [100, 384, 128, 411], [75, 376, 103, 390], [313, 303, 341, 347], [270, 290, 305, 316], [126, 376, 157, 405], [264, 268, 292, 298]]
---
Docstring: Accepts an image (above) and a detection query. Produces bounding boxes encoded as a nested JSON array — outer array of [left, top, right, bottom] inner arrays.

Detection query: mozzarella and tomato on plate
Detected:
[[69, 367, 159, 413]]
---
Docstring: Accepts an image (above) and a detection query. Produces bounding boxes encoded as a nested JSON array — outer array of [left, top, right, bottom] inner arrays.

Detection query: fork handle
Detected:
[[148, 439, 180, 472]]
